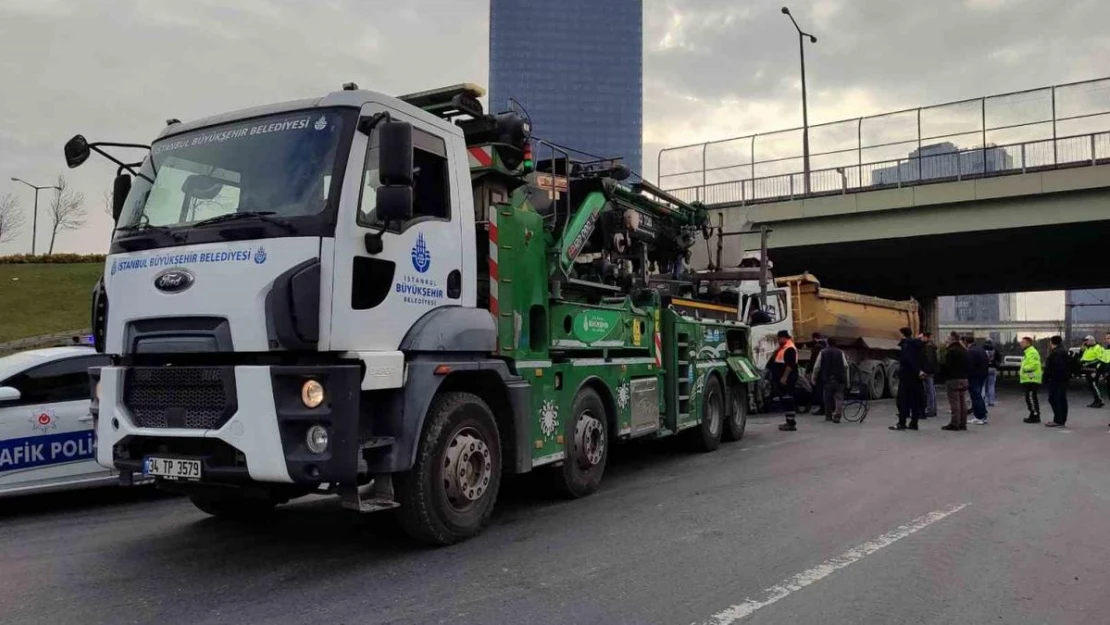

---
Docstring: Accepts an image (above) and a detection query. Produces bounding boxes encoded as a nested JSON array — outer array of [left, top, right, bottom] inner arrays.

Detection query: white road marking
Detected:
[[700, 503, 971, 624]]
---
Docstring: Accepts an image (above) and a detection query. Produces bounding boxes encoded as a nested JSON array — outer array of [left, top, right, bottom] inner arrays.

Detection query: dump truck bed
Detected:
[[777, 273, 919, 350]]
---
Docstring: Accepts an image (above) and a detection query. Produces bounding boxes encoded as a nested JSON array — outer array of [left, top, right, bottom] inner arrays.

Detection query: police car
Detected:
[[0, 346, 114, 496]]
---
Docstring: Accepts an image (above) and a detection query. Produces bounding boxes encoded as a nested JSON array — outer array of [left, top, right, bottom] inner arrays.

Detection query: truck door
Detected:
[[328, 104, 468, 355], [748, 288, 792, 370]]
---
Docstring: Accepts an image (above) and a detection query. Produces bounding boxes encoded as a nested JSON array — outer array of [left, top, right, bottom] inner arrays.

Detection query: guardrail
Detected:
[[659, 76, 1110, 207], [0, 330, 92, 356], [667, 131, 1110, 205]]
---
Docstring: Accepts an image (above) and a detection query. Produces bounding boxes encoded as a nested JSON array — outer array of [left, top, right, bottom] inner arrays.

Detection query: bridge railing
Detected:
[[667, 130, 1110, 206], [660, 76, 1110, 207]]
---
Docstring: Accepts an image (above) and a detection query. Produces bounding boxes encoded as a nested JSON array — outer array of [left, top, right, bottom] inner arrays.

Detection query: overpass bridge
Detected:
[[660, 78, 1110, 304]]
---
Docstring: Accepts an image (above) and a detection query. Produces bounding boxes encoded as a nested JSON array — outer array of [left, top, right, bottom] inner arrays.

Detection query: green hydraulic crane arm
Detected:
[[605, 180, 708, 229], [558, 190, 608, 275]]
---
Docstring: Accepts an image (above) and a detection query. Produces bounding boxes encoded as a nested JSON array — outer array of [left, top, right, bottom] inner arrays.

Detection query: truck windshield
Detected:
[[115, 108, 354, 244]]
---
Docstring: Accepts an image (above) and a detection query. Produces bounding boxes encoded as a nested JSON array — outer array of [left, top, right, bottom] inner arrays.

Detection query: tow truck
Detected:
[[66, 83, 762, 545]]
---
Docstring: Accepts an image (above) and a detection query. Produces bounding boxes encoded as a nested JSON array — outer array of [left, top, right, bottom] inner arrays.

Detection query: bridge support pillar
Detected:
[[919, 295, 939, 339]]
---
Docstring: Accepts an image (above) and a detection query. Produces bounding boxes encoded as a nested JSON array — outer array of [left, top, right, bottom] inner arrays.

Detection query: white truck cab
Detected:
[[70, 85, 530, 533]]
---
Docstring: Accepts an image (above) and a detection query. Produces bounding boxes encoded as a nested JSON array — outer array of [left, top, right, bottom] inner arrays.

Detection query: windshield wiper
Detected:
[[115, 221, 186, 243], [191, 211, 297, 233]]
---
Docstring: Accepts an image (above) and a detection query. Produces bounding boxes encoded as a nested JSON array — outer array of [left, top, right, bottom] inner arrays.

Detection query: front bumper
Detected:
[[97, 364, 361, 486]]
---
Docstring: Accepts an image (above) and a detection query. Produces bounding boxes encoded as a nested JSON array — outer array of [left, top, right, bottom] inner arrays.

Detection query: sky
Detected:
[[1, 0, 1106, 317]]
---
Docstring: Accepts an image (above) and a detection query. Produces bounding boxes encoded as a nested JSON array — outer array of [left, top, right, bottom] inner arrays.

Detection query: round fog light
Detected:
[[306, 425, 329, 454], [301, 379, 325, 408]]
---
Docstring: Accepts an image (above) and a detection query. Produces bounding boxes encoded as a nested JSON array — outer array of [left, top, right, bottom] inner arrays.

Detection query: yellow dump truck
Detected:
[[743, 273, 920, 400]]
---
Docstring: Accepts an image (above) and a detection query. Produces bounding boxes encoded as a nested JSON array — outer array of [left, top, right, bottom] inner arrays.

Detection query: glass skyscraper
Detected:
[[488, 0, 643, 175]]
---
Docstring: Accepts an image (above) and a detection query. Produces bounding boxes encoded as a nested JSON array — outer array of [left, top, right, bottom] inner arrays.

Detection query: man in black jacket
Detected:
[[812, 337, 849, 423], [1044, 335, 1070, 427], [892, 327, 925, 431], [807, 333, 825, 416], [966, 336, 990, 424], [941, 332, 971, 431]]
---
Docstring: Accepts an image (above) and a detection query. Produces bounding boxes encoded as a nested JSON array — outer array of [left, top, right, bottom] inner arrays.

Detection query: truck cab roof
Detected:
[[156, 86, 465, 143]]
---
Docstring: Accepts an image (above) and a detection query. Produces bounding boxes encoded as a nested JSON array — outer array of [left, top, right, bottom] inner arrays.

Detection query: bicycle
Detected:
[[841, 379, 871, 423]]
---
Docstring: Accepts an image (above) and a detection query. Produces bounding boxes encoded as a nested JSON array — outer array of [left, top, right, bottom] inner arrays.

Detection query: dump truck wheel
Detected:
[[858, 360, 886, 400], [691, 375, 724, 452], [885, 360, 901, 398], [553, 387, 608, 499], [395, 391, 502, 546], [723, 383, 748, 442]]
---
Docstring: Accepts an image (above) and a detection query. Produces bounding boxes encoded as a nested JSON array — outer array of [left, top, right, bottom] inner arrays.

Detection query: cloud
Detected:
[[0, 0, 1106, 257]]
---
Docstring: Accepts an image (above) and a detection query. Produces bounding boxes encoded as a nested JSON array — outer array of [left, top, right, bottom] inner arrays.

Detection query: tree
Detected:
[[0, 192, 25, 244], [103, 189, 114, 218], [46, 175, 86, 254]]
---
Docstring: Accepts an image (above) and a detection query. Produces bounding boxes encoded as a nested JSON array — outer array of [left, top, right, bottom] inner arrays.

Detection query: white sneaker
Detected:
[[971, 419, 986, 425]]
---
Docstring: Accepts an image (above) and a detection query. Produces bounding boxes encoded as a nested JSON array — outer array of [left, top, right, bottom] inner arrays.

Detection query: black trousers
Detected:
[[1086, 369, 1103, 403], [1023, 383, 1041, 418], [1047, 382, 1068, 425], [896, 375, 925, 425], [773, 377, 797, 419]]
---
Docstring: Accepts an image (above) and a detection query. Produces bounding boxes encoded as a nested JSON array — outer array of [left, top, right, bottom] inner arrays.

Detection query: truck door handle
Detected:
[[447, 270, 461, 299], [78, 415, 94, 424]]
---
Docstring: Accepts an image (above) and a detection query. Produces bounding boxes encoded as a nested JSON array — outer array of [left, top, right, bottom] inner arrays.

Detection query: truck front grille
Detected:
[[123, 367, 236, 430]]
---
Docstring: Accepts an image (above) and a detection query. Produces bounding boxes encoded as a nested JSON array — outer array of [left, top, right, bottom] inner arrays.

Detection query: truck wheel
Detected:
[[723, 383, 748, 442], [858, 360, 885, 400], [553, 387, 608, 498], [190, 494, 277, 520], [885, 360, 900, 398], [691, 375, 724, 452], [395, 392, 502, 546]]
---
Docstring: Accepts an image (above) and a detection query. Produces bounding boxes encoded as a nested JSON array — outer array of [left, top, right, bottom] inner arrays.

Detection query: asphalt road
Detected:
[[3, 384, 1110, 625]]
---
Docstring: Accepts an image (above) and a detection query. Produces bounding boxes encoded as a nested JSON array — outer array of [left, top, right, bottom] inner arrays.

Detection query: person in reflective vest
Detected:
[[1078, 335, 1104, 408], [770, 330, 799, 431], [1020, 336, 1044, 423]]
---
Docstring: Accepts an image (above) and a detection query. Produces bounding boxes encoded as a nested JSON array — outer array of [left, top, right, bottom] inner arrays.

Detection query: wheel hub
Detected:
[[574, 411, 605, 469], [442, 428, 492, 508]]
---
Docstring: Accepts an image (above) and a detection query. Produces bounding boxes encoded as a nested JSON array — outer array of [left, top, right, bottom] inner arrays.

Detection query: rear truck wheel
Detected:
[[691, 375, 724, 452], [858, 360, 885, 400], [190, 493, 278, 520], [395, 391, 502, 546], [723, 383, 749, 442], [553, 387, 608, 498], [885, 360, 901, 399]]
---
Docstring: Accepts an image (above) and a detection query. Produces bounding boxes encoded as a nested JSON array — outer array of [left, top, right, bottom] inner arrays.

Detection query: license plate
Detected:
[[144, 457, 202, 480]]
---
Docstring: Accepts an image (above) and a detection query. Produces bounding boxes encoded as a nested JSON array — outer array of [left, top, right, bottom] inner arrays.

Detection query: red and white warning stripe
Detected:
[[488, 206, 499, 323], [654, 331, 663, 368], [469, 146, 493, 168]]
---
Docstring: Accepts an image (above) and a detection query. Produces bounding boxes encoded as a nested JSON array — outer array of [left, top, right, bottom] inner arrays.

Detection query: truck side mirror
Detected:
[[376, 121, 414, 222], [64, 134, 92, 169], [112, 173, 131, 223], [378, 121, 413, 186]]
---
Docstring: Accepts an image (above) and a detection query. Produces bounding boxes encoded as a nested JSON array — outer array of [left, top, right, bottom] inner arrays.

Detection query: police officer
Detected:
[[771, 330, 800, 431], [1078, 335, 1104, 408]]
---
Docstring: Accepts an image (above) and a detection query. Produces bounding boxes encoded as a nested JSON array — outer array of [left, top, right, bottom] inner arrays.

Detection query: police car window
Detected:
[[358, 127, 451, 226], [5, 356, 109, 405]]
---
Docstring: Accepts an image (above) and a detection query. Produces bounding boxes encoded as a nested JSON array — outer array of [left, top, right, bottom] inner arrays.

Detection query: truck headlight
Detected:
[[305, 425, 329, 454], [301, 380, 325, 408]]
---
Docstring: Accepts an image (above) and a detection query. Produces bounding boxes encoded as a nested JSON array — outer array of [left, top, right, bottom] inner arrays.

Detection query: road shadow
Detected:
[[0, 485, 175, 519]]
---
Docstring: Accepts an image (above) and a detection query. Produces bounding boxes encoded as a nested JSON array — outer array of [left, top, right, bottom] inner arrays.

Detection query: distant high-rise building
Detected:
[[939, 293, 1017, 343], [871, 142, 1014, 186], [488, 0, 643, 174]]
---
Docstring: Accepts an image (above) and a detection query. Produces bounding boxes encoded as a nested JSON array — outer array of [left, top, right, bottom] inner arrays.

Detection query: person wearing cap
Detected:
[[770, 330, 799, 431], [1078, 335, 1104, 408], [806, 332, 826, 416]]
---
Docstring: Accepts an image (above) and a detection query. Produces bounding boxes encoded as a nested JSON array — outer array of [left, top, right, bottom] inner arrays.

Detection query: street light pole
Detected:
[[782, 7, 817, 196], [11, 177, 60, 255]]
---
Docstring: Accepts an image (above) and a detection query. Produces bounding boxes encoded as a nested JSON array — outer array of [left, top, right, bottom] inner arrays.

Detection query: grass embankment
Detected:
[[0, 263, 102, 343]]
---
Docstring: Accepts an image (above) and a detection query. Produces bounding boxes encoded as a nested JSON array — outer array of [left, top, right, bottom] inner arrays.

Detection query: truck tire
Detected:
[[553, 387, 608, 499], [723, 383, 748, 442], [395, 391, 502, 546], [190, 494, 277, 520], [884, 360, 900, 399], [691, 374, 724, 452], [858, 360, 885, 400]]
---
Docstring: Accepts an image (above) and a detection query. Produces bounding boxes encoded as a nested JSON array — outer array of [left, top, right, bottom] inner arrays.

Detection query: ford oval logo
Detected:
[[153, 268, 194, 293]]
